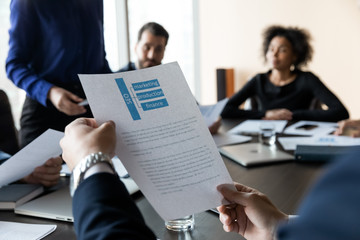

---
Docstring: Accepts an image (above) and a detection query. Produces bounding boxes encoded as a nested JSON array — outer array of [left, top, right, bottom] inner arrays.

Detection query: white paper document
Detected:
[[279, 135, 360, 151], [0, 129, 63, 187], [284, 121, 338, 136], [199, 98, 228, 127], [79, 62, 233, 220], [212, 133, 252, 147], [228, 120, 288, 134], [0, 221, 56, 240]]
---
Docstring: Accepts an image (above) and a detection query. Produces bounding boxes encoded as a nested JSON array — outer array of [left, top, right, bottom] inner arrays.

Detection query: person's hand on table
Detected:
[[217, 182, 288, 240], [60, 118, 116, 171], [48, 86, 87, 116], [209, 117, 222, 135], [334, 119, 360, 137], [263, 109, 292, 120], [21, 156, 63, 187]]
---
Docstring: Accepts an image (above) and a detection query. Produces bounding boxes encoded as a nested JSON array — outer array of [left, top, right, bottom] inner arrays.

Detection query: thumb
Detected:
[[95, 121, 116, 138], [217, 184, 251, 207]]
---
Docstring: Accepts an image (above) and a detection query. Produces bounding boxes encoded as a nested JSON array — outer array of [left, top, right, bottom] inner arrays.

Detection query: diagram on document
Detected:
[[115, 78, 169, 121]]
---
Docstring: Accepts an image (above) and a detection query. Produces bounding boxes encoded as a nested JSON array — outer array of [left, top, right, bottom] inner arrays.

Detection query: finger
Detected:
[[65, 91, 84, 103], [233, 182, 258, 193], [39, 179, 60, 187], [32, 169, 60, 180], [33, 164, 62, 175], [63, 102, 86, 116], [217, 184, 251, 206], [352, 131, 360, 138], [44, 156, 63, 167], [65, 118, 98, 134]]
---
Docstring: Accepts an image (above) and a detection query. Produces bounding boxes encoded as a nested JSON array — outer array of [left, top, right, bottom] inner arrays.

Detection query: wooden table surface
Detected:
[[0, 119, 327, 240]]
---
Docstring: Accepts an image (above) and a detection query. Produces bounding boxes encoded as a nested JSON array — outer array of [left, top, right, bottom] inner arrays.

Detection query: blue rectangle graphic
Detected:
[[141, 98, 169, 111], [132, 79, 160, 91], [115, 78, 141, 121], [136, 89, 164, 101]]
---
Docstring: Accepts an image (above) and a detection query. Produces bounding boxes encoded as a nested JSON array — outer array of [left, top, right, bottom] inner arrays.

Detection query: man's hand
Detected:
[[22, 156, 62, 187], [334, 119, 360, 137], [264, 109, 292, 120], [60, 118, 116, 171], [217, 182, 288, 240], [48, 86, 86, 116]]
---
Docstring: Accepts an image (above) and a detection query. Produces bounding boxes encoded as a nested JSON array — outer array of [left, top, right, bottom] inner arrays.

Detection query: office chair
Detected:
[[0, 89, 19, 155]]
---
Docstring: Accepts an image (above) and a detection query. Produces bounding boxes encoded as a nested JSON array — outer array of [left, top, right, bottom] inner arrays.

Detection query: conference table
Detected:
[[0, 119, 327, 240]]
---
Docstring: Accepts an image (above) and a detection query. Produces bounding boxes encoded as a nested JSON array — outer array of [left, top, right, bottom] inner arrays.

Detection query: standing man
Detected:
[[119, 22, 169, 72], [6, 0, 112, 148]]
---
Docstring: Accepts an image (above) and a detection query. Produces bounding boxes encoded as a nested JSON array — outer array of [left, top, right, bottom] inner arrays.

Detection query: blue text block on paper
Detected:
[[115, 78, 141, 121], [132, 79, 160, 91], [141, 98, 169, 111], [136, 89, 164, 101]]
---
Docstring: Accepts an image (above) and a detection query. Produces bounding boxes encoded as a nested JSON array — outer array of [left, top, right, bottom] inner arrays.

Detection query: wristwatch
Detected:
[[70, 152, 115, 197]]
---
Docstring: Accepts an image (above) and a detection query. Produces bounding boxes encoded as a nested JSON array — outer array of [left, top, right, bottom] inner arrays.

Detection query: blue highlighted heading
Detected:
[[141, 98, 169, 111], [132, 79, 160, 91], [136, 89, 164, 101]]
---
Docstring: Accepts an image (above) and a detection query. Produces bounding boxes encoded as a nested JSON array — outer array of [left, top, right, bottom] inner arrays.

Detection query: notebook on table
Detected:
[[219, 143, 294, 167], [0, 184, 43, 210], [15, 176, 140, 222]]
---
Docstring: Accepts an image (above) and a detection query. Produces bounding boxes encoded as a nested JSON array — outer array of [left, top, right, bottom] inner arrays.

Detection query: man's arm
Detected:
[[60, 118, 156, 240], [74, 173, 156, 240]]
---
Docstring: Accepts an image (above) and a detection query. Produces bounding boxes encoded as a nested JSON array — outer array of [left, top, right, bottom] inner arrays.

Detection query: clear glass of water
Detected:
[[165, 214, 194, 231], [259, 122, 276, 146]]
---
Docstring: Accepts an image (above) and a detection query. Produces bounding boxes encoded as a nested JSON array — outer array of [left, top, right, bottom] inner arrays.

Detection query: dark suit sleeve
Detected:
[[277, 149, 360, 239], [73, 173, 156, 240]]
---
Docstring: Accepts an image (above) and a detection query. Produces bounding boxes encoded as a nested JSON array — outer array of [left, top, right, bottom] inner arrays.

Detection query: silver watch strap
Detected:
[[70, 152, 114, 197]]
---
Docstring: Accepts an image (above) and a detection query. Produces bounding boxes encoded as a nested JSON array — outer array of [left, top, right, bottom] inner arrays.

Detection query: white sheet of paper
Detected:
[[79, 62, 233, 220], [199, 98, 228, 126], [212, 133, 252, 147], [0, 129, 63, 187], [278, 135, 360, 151], [0, 221, 56, 240], [284, 120, 338, 136], [228, 120, 288, 134], [278, 137, 313, 151]]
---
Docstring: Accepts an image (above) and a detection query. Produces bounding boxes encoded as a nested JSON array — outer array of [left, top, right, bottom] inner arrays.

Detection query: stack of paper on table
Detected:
[[0, 184, 43, 210], [228, 120, 288, 135], [283, 120, 337, 136], [279, 135, 360, 151], [0, 221, 56, 240]]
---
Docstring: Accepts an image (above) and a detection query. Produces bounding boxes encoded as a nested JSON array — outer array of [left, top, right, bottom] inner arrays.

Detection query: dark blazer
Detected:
[[278, 149, 360, 239], [73, 173, 156, 240]]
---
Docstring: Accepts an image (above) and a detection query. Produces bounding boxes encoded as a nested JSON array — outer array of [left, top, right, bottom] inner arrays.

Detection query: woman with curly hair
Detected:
[[221, 25, 349, 122]]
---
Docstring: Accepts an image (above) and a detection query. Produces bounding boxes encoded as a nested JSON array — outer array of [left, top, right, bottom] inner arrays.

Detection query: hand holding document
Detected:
[[0, 129, 63, 187], [198, 98, 228, 127], [79, 62, 234, 220]]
